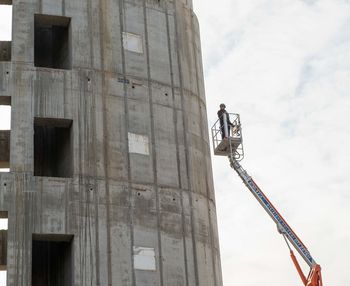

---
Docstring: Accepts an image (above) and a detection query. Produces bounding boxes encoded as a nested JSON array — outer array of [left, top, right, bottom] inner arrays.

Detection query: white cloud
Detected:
[[194, 0, 350, 285]]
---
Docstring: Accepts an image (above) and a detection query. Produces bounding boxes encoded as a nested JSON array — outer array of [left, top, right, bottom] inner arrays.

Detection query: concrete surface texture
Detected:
[[0, 0, 223, 285]]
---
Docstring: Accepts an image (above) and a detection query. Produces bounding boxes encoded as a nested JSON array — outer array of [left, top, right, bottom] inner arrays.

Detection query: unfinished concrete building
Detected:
[[0, 0, 223, 285]]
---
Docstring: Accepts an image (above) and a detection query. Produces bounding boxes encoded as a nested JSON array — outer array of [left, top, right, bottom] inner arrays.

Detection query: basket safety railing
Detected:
[[211, 112, 244, 161]]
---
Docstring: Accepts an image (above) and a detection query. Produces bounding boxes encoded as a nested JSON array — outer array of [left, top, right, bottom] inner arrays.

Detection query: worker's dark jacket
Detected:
[[217, 109, 231, 127], [217, 109, 232, 138]]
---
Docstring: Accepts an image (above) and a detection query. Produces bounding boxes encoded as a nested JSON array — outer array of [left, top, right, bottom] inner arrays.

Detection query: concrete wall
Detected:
[[0, 0, 222, 285]]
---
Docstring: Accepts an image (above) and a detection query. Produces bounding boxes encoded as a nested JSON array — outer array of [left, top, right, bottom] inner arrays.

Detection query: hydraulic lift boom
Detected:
[[211, 113, 323, 286]]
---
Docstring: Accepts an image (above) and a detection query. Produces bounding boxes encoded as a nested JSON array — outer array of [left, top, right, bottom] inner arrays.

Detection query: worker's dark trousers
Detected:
[[220, 125, 230, 139]]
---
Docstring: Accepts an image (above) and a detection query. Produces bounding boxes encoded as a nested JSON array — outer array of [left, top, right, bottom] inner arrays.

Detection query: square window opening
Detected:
[[123, 32, 143, 54], [34, 117, 73, 178], [32, 234, 73, 286], [0, 2, 12, 61], [0, 211, 8, 274], [133, 246, 156, 271], [0, 96, 11, 172], [34, 14, 71, 70]]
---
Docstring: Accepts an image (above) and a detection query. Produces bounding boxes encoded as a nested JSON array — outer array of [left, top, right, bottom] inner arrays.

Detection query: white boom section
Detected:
[[229, 156, 317, 268]]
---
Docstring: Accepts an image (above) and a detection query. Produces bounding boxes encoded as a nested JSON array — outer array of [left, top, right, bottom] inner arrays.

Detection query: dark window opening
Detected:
[[0, 41, 11, 62], [34, 117, 73, 178], [0, 96, 11, 172], [0, 1, 12, 62], [32, 234, 73, 286], [0, 211, 8, 272], [34, 14, 71, 69]]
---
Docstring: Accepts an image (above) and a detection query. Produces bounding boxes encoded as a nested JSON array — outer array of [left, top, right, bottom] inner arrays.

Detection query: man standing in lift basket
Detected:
[[217, 103, 233, 139]]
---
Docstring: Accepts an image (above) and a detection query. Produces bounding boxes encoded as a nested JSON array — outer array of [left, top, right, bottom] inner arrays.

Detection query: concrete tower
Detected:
[[0, 0, 222, 285]]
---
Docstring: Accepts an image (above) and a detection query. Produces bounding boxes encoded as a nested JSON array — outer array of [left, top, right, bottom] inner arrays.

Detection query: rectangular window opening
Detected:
[[0, 96, 11, 173], [34, 117, 73, 178], [32, 234, 73, 286], [0, 211, 8, 283], [0, 1, 12, 62], [34, 14, 71, 70]]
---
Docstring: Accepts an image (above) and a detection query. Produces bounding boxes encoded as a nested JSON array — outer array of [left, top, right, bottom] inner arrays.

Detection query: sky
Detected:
[[0, 1, 349, 286], [192, 0, 350, 285]]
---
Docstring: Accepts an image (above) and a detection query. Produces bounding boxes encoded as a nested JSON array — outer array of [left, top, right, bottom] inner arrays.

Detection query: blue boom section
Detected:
[[230, 159, 317, 268]]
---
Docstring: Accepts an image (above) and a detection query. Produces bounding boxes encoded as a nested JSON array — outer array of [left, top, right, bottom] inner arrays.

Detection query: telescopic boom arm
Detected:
[[229, 159, 322, 286]]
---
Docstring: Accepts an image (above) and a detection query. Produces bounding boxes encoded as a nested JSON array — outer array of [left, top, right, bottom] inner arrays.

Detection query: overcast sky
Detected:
[[1, 1, 349, 286], [193, 0, 350, 285]]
